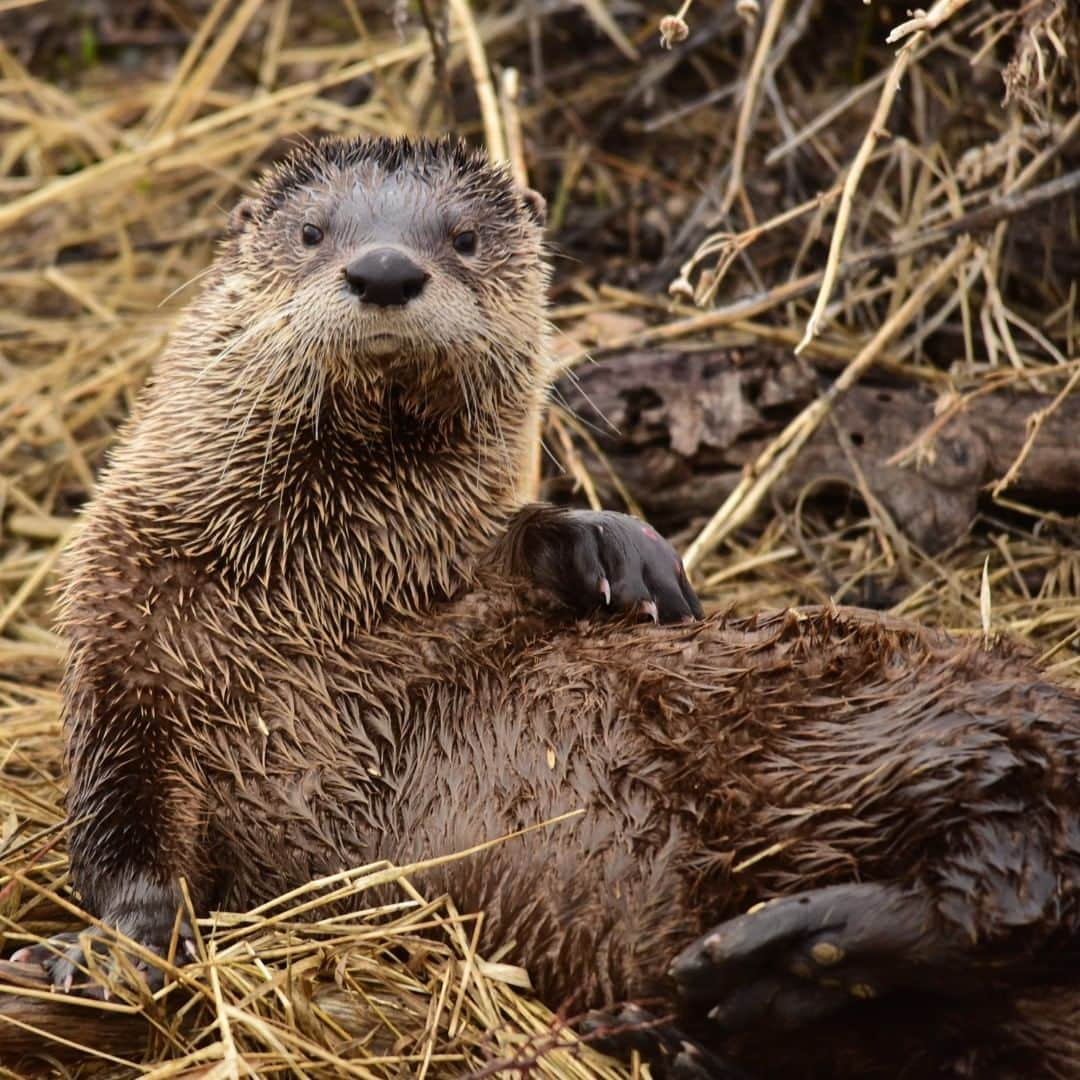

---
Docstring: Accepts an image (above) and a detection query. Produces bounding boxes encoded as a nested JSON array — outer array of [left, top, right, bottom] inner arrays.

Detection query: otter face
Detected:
[[222, 136, 550, 407]]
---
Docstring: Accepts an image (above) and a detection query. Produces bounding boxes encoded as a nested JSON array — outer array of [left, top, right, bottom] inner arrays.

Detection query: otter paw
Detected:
[[8, 933, 95, 993], [523, 509, 703, 624], [670, 883, 956, 1032], [10, 881, 197, 996], [580, 1003, 749, 1078]]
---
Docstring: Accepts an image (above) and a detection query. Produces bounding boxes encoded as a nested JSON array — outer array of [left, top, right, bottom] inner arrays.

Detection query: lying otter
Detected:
[[10, 138, 1080, 1078]]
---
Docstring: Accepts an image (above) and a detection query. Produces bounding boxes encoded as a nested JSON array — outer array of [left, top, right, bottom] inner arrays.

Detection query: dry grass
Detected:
[[0, 0, 1078, 1074]]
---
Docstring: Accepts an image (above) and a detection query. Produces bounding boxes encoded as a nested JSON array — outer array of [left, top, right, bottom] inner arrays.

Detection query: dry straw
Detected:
[[1, 0, 1078, 1073]]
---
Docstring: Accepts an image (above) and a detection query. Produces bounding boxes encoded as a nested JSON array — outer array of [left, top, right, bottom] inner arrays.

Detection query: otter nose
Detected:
[[344, 249, 429, 306]]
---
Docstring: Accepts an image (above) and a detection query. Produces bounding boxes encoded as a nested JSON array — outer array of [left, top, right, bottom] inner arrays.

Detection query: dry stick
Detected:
[[783, 128, 1080, 358], [448, 0, 507, 164], [258, 0, 292, 93], [795, 38, 917, 354], [674, 182, 843, 305], [207, 947, 241, 1080], [417, 0, 456, 128], [991, 362, 1080, 497], [674, 166, 1080, 355], [682, 238, 972, 573], [549, 412, 602, 511], [0, 530, 71, 636], [555, 406, 645, 517], [887, 0, 974, 43], [1010, 110, 1080, 192], [141, 0, 232, 133], [914, 166, 1080, 251], [500, 68, 528, 188], [721, 0, 789, 214], [578, 268, 826, 362], [764, 5, 982, 167], [498, 65, 544, 502], [766, 64, 891, 167], [579, 0, 640, 60]]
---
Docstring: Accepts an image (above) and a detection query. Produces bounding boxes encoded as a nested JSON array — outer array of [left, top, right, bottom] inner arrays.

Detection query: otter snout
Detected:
[[344, 249, 430, 307]]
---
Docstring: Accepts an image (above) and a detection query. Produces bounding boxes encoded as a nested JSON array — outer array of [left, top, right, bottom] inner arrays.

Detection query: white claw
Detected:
[[642, 600, 659, 623], [62, 972, 73, 994], [600, 577, 611, 605], [183, 938, 198, 961]]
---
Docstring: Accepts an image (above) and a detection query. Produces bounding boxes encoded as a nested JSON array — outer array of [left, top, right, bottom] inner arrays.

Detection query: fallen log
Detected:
[[552, 349, 1080, 552], [0, 959, 150, 1068]]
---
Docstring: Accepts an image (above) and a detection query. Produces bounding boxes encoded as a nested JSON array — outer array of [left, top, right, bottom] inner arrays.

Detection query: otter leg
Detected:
[[579, 1003, 751, 1079], [22, 664, 207, 992], [669, 883, 979, 1031]]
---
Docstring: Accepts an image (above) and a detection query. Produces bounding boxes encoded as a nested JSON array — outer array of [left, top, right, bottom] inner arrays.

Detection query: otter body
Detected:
[[40, 138, 1080, 1077], [196, 592, 1078, 1076], [213, 596, 1077, 992]]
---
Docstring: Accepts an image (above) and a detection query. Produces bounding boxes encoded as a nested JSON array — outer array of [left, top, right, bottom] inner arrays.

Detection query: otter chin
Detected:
[[9, 136, 1078, 1079], [363, 332, 403, 357]]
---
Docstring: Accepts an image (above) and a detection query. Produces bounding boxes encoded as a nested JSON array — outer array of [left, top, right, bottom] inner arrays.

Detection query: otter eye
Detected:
[[301, 223, 323, 247], [452, 230, 477, 256]]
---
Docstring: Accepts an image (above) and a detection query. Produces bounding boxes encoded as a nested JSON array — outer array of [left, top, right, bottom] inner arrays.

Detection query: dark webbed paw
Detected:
[[670, 883, 964, 1033], [10, 877, 196, 995], [513, 507, 703, 624], [580, 1003, 750, 1078]]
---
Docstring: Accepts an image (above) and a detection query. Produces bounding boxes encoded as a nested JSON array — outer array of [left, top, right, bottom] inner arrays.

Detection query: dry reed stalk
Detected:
[[721, 0, 789, 215], [794, 40, 917, 355], [448, 0, 507, 163]]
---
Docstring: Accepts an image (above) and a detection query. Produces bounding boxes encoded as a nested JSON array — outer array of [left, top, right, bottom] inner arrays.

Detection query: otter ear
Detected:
[[227, 198, 257, 237], [520, 187, 547, 227]]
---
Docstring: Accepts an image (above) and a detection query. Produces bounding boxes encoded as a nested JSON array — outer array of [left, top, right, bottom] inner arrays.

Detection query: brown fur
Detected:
[[53, 137, 1079, 1077], [58, 137, 550, 918]]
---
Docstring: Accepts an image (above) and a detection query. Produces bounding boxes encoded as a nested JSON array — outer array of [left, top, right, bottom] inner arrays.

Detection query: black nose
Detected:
[[344, 249, 429, 306]]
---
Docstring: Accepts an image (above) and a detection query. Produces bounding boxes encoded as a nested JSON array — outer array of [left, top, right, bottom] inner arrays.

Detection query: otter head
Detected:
[[219, 136, 550, 417]]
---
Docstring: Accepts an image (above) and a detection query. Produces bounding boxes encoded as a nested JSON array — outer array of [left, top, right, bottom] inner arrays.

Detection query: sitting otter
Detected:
[[12, 138, 1079, 1078]]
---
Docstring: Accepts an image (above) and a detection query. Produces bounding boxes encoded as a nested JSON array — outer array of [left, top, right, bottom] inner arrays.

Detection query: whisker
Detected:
[[196, 306, 285, 384], [158, 263, 217, 308]]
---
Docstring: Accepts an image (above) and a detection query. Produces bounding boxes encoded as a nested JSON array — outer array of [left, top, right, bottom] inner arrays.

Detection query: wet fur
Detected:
[[55, 137, 1080, 1077], [58, 137, 550, 915]]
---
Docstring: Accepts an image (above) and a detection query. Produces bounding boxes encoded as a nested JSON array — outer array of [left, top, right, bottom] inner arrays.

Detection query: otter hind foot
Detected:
[[10, 880, 196, 995], [670, 883, 962, 1032], [516, 508, 704, 624], [579, 1003, 750, 1078]]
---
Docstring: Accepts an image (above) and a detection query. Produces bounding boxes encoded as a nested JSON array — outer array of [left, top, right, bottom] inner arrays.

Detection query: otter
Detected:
[[25, 134, 699, 974], [9, 137, 1079, 1078]]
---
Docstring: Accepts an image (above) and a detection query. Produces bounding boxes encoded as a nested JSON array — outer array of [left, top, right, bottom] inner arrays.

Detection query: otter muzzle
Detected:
[[344, 249, 430, 307]]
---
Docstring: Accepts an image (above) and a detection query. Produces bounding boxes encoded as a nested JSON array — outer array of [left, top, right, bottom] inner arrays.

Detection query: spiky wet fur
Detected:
[[56, 137, 1080, 1078], [58, 136, 551, 913]]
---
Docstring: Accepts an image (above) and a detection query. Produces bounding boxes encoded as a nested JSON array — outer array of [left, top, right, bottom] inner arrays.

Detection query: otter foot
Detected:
[[670, 883, 970, 1032], [580, 1003, 750, 1078], [509, 506, 703, 623], [10, 880, 196, 995]]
